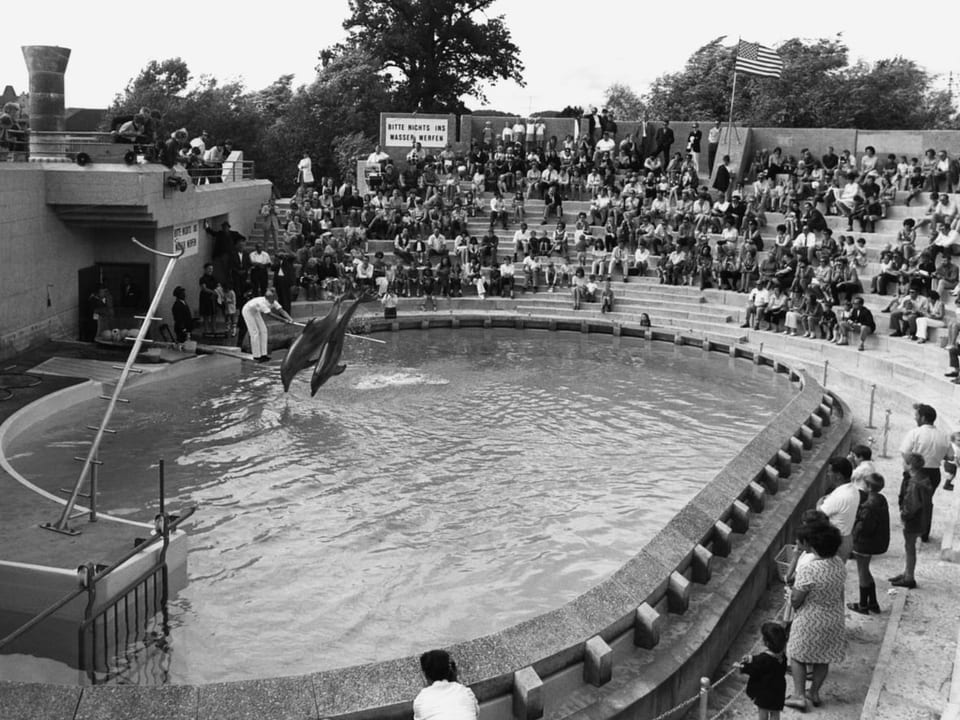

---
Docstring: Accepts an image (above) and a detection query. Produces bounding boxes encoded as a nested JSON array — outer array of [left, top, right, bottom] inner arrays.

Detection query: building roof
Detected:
[[65, 108, 107, 132]]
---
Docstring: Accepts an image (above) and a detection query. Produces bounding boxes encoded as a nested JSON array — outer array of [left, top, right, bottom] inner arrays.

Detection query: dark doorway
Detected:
[[77, 263, 150, 339]]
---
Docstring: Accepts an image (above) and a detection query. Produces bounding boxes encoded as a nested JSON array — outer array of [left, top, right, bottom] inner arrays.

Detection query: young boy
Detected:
[[600, 277, 615, 313]]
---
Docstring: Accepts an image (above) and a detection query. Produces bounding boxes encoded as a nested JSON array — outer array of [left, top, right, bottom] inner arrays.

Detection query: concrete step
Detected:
[[513, 305, 746, 340]]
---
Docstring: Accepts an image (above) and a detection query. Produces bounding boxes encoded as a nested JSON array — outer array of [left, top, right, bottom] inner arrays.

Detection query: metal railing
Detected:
[[0, 499, 195, 671], [1, 131, 257, 181]]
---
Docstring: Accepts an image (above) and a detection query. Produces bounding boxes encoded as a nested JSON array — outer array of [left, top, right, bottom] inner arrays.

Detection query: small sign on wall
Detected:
[[173, 221, 199, 257], [384, 117, 448, 148]]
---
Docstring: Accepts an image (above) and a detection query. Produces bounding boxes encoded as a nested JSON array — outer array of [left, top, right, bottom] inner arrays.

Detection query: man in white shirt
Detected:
[[817, 457, 860, 560], [189, 130, 209, 155], [367, 144, 390, 165], [241, 289, 293, 362], [742, 280, 769, 329], [426, 225, 447, 260], [513, 223, 531, 257], [522, 253, 540, 291], [511, 119, 526, 148], [707, 120, 722, 173], [899, 403, 953, 541], [248, 243, 272, 295], [849, 444, 876, 489], [499, 258, 516, 298]]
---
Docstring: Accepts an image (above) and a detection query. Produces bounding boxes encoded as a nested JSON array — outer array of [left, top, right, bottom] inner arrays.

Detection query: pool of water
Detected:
[[3, 329, 797, 684]]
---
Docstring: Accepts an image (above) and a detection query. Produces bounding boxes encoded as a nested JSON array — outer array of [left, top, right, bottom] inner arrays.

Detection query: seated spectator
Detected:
[[600, 277, 615, 313], [913, 290, 945, 344], [837, 295, 876, 350]]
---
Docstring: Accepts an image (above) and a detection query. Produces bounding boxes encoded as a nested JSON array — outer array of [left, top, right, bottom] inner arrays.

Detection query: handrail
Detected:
[[0, 506, 195, 651], [45, 239, 184, 534]]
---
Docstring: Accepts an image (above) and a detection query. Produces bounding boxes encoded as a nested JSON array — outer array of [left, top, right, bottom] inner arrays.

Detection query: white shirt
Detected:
[[297, 157, 313, 183], [900, 424, 953, 468], [708, 126, 722, 144], [819, 482, 860, 535], [596, 138, 615, 154], [242, 296, 280, 315], [249, 250, 271, 268], [413, 681, 478, 720], [500, 262, 515, 278]]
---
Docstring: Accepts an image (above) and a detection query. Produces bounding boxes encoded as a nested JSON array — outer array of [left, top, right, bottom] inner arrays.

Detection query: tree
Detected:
[[340, 0, 525, 112], [603, 83, 646, 121], [642, 37, 956, 130], [109, 58, 190, 118], [257, 46, 396, 192]]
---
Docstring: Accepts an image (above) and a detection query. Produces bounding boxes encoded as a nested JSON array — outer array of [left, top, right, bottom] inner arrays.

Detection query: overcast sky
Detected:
[[5, 0, 958, 114]]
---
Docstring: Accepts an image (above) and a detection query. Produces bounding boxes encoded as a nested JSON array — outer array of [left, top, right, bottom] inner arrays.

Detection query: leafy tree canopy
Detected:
[[639, 37, 957, 129], [340, 0, 525, 113]]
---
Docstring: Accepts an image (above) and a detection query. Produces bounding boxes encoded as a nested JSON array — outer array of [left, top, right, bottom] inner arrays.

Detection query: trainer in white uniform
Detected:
[[241, 288, 293, 362]]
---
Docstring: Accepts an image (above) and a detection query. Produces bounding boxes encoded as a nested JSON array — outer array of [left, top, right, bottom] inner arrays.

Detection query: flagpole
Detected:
[[726, 70, 737, 155]]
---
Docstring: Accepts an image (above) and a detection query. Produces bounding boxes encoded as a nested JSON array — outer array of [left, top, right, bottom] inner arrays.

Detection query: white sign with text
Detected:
[[173, 221, 199, 257], [384, 117, 448, 148]]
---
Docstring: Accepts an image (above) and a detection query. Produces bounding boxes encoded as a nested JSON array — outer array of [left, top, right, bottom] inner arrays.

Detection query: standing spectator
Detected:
[[198, 263, 219, 336], [848, 473, 890, 614], [816, 456, 859, 562], [784, 525, 846, 712], [686, 122, 702, 176], [655, 120, 674, 168], [413, 649, 478, 720], [161, 128, 188, 168], [899, 403, 953, 542], [171, 286, 193, 347], [890, 453, 933, 589], [273, 251, 295, 312], [297, 151, 314, 190], [248, 243, 272, 296], [707, 120, 722, 174], [713, 155, 733, 200]]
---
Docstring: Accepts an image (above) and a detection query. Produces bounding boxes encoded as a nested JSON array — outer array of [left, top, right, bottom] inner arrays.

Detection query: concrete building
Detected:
[[0, 46, 271, 359]]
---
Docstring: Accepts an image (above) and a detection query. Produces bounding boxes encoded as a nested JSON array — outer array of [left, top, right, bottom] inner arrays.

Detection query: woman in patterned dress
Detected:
[[785, 524, 846, 711]]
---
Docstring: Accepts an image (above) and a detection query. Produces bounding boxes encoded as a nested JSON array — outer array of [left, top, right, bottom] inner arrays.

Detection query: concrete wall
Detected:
[[749, 127, 960, 164], [0, 166, 95, 357]]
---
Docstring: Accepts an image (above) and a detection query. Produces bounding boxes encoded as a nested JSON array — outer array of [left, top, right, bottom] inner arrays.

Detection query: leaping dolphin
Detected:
[[279, 297, 342, 392], [310, 296, 364, 397]]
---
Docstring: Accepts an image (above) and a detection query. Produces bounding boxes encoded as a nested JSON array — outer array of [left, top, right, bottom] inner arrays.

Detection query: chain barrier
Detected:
[[640, 595, 791, 720]]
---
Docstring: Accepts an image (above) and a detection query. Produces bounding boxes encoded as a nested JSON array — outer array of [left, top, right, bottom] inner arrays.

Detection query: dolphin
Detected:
[[310, 296, 364, 397], [279, 297, 342, 392]]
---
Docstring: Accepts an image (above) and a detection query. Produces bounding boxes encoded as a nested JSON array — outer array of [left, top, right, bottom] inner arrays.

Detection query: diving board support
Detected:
[[43, 238, 184, 536]]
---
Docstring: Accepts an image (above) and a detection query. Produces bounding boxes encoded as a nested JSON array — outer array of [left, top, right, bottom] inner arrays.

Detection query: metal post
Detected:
[[881, 410, 892, 458], [866, 384, 877, 428], [699, 676, 710, 720], [50, 241, 183, 533], [158, 459, 165, 518], [90, 450, 98, 523], [823, 359, 829, 387]]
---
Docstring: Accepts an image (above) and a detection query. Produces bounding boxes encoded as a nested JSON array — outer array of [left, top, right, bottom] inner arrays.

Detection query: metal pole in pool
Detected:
[[159, 459, 165, 518], [48, 240, 184, 534], [698, 676, 710, 720]]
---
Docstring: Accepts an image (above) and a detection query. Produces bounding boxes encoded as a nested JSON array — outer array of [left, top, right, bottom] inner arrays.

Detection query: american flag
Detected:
[[735, 40, 783, 78]]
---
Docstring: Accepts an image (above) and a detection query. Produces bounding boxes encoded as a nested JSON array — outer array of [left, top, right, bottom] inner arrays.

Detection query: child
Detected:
[[381, 289, 398, 319], [512, 183, 526, 223], [942, 431, 960, 492], [739, 621, 787, 720], [848, 473, 889, 614], [600, 278, 614, 313], [222, 285, 237, 337]]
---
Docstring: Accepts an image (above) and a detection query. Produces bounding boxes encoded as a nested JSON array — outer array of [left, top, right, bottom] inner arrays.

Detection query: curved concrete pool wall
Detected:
[[0, 317, 851, 720]]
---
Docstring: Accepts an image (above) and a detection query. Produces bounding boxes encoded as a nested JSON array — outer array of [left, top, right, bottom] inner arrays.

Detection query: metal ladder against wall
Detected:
[[42, 238, 185, 536]]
